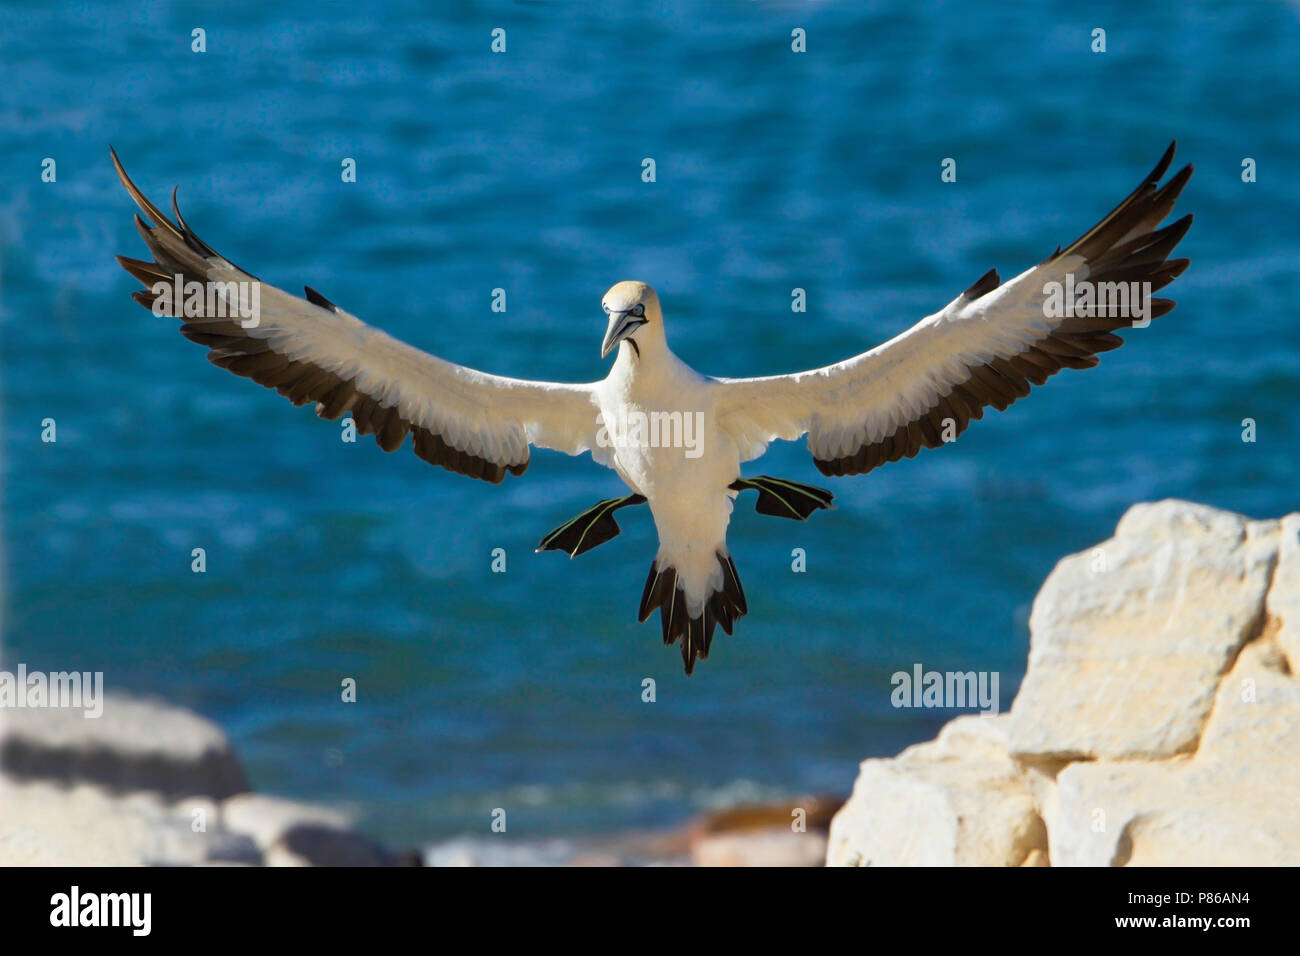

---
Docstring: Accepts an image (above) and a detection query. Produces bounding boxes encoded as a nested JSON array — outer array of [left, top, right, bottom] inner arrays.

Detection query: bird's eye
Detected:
[[632, 304, 645, 317]]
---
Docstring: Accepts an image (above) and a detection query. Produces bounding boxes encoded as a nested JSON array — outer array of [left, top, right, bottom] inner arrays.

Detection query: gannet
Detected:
[[111, 144, 1192, 674]]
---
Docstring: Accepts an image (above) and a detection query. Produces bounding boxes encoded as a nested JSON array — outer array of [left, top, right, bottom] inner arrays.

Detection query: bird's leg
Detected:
[[536, 493, 648, 558], [730, 476, 834, 521]]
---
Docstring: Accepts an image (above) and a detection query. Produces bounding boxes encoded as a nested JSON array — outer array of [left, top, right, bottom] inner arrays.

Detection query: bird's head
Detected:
[[601, 281, 663, 360]]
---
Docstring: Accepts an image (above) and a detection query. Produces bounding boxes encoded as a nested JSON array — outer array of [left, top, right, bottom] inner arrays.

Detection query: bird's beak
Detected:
[[601, 311, 645, 358]]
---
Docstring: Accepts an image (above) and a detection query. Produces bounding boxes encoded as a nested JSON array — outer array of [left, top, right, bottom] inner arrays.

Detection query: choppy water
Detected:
[[1, 1, 1298, 847]]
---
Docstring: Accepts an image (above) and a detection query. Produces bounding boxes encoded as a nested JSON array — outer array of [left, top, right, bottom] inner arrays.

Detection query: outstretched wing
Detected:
[[112, 149, 600, 483], [714, 143, 1193, 476]]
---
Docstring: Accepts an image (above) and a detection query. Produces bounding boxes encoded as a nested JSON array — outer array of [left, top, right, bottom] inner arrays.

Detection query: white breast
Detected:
[[596, 352, 740, 614]]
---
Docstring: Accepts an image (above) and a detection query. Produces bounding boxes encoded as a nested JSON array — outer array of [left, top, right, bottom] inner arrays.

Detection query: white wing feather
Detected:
[[714, 260, 1069, 462], [714, 145, 1193, 476], [114, 150, 599, 483], [236, 276, 600, 461]]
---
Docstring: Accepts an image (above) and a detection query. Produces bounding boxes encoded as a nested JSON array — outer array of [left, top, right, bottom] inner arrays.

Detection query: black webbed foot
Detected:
[[536, 493, 647, 557], [730, 476, 834, 520]]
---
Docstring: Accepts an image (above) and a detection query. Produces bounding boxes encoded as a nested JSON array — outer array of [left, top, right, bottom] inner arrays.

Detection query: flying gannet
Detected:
[[111, 144, 1192, 673]]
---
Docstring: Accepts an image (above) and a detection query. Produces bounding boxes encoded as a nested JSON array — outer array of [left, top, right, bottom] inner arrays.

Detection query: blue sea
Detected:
[[2, 1, 1298, 849]]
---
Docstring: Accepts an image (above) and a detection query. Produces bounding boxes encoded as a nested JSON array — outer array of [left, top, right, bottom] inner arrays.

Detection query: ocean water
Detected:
[[1, 1, 1298, 848]]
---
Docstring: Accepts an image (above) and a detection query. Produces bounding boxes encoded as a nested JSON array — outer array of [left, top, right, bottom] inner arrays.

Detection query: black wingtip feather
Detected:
[[962, 267, 1001, 302], [114, 152, 527, 486], [815, 144, 1192, 480], [1146, 141, 1177, 186], [304, 286, 341, 312]]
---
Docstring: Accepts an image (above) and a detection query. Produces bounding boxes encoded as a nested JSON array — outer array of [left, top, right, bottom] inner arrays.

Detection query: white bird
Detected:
[[112, 144, 1192, 673]]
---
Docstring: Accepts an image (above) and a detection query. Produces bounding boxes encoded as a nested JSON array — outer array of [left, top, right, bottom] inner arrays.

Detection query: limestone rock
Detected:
[[1050, 640, 1300, 866], [826, 716, 1046, 866], [1007, 500, 1277, 761], [1266, 513, 1300, 674], [828, 500, 1300, 867]]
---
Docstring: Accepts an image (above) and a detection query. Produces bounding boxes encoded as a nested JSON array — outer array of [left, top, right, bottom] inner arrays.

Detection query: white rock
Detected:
[[693, 827, 827, 867], [222, 793, 396, 866], [828, 501, 1300, 867], [0, 780, 259, 866], [1049, 640, 1299, 866], [1266, 513, 1300, 674], [0, 691, 247, 799], [222, 793, 351, 847], [1007, 500, 1278, 761], [0, 692, 401, 866], [826, 716, 1046, 866]]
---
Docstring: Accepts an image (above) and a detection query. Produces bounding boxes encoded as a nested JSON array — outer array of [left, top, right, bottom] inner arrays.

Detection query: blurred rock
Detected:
[[829, 500, 1300, 867], [693, 827, 827, 867], [0, 691, 248, 799], [0, 692, 409, 866], [690, 795, 839, 867], [0, 780, 260, 866], [692, 794, 841, 834], [422, 836, 626, 867], [223, 793, 399, 866]]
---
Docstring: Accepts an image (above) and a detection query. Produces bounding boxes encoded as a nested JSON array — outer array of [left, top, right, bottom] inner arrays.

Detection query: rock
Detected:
[[692, 827, 827, 867], [0, 691, 406, 866], [826, 716, 1046, 866], [1266, 513, 1300, 674], [691, 795, 841, 834], [222, 793, 351, 848], [0, 691, 248, 800], [422, 837, 615, 867], [1007, 501, 1277, 761], [689, 795, 840, 867], [1050, 641, 1300, 866], [0, 780, 261, 866], [222, 793, 399, 866], [828, 499, 1300, 866]]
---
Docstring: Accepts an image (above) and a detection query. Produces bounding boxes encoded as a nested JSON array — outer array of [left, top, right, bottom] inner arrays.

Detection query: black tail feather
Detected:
[[638, 551, 747, 675], [731, 476, 834, 520]]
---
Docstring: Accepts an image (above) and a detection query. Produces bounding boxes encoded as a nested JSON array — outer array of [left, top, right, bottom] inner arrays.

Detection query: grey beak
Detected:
[[601, 311, 645, 358]]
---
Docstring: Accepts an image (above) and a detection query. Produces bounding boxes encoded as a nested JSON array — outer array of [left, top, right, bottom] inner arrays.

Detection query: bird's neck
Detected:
[[613, 334, 676, 385], [616, 335, 696, 395]]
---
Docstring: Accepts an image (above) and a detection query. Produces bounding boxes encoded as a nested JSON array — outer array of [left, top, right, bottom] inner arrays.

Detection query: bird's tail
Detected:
[[638, 551, 748, 675]]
